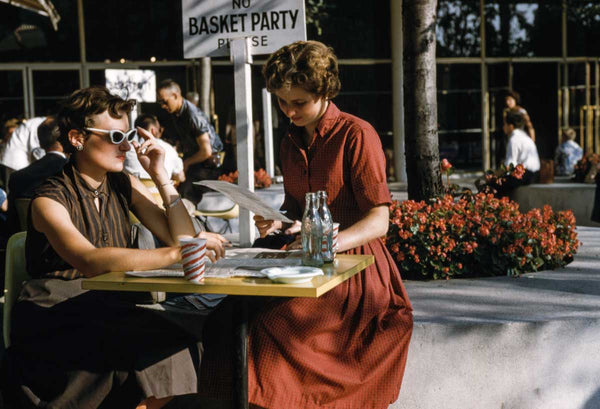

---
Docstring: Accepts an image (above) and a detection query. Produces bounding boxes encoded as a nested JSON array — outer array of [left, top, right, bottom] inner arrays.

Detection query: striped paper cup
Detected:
[[179, 237, 207, 284]]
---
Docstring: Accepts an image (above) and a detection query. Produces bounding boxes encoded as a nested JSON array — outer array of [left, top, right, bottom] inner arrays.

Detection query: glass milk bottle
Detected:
[[301, 192, 324, 267], [317, 191, 334, 263]]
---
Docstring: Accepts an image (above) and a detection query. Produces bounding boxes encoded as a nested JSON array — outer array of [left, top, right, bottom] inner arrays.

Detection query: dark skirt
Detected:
[[4, 278, 205, 409]]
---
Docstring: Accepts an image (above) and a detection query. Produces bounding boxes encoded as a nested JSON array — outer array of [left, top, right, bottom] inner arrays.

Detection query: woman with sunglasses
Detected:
[[5, 86, 227, 409]]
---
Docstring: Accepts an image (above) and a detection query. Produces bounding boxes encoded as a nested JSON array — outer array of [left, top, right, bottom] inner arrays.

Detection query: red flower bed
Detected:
[[386, 192, 580, 280], [218, 168, 272, 189]]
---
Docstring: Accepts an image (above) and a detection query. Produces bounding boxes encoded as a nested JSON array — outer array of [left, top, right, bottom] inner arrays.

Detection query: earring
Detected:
[[76, 145, 83, 151]]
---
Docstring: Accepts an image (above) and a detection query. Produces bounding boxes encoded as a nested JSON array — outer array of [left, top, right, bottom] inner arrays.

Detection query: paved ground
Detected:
[[394, 225, 600, 409], [405, 226, 600, 323]]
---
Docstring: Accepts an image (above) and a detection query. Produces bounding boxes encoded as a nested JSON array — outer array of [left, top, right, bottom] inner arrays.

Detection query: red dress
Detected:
[[198, 103, 413, 409], [248, 103, 413, 409]]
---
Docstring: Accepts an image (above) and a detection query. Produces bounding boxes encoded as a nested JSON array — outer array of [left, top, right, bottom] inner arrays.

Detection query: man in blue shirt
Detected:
[[157, 79, 223, 204]]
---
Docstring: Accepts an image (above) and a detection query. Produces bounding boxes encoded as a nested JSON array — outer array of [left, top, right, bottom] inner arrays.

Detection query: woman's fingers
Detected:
[[284, 220, 302, 235], [206, 250, 216, 263], [136, 126, 155, 141]]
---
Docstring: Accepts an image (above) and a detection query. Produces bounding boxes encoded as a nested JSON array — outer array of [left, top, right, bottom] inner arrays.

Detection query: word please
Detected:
[[188, 10, 300, 35]]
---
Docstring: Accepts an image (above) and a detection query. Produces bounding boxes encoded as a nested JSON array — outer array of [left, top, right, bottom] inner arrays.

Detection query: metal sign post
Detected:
[[262, 88, 275, 178], [231, 37, 255, 247], [181, 0, 306, 246]]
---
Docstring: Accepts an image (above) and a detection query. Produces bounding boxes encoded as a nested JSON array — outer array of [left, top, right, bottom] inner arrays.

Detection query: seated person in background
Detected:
[[496, 108, 541, 197], [0, 116, 49, 175], [554, 127, 583, 176], [0, 118, 23, 188], [4, 86, 227, 409], [6, 117, 68, 236], [157, 79, 223, 205], [125, 114, 185, 185], [504, 90, 536, 142]]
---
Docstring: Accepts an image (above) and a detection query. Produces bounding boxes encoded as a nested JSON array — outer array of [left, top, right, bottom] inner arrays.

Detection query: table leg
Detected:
[[233, 297, 249, 409]]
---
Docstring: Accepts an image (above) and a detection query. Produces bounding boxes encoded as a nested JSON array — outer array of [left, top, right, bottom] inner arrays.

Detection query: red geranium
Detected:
[[385, 192, 579, 280], [441, 158, 452, 172], [218, 168, 272, 189]]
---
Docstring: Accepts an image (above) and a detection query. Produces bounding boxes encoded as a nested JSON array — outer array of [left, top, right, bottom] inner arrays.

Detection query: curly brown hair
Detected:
[[57, 86, 135, 153], [262, 41, 341, 99]]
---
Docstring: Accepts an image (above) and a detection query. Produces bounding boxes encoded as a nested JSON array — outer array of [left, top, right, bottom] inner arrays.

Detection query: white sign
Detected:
[[182, 0, 306, 58], [105, 69, 156, 102]]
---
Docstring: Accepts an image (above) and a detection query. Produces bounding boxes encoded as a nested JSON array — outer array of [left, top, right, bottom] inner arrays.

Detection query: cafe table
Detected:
[[82, 253, 374, 409]]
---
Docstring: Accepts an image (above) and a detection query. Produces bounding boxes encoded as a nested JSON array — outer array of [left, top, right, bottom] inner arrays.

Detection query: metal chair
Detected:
[[3, 232, 28, 348], [194, 204, 239, 234]]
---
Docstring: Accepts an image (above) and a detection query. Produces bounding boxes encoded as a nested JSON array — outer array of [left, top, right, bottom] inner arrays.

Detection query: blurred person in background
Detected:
[[0, 116, 49, 183], [493, 108, 541, 198], [6, 117, 68, 236], [0, 118, 22, 187], [185, 91, 200, 107], [554, 127, 582, 176], [157, 79, 223, 204], [125, 114, 185, 185], [504, 90, 536, 142]]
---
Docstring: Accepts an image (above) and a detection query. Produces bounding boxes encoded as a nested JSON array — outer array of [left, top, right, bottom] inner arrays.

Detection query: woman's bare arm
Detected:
[[31, 197, 181, 277]]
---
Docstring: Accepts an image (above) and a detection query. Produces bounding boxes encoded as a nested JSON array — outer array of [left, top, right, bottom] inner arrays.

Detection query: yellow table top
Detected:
[[82, 254, 374, 298]]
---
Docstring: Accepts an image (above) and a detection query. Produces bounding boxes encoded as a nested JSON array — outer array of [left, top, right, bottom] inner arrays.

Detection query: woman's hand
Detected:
[[253, 216, 302, 238], [195, 231, 230, 262], [254, 215, 282, 238], [133, 127, 168, 182]]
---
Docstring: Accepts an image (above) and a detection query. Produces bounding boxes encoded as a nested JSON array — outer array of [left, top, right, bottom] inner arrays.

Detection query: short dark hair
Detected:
[[157, 79, 181, 95], [505, 108, 526, 129], [57, 86, 135, 154], [505, 90, 521, 105], [37, 116, 60, 151], [134, 114, 159, 131], [262, 40, 341, 99]]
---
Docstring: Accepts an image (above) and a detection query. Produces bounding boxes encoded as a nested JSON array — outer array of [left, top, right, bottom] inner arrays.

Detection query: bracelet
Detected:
[[166, 195, 182, 209], [159, 180, 174, 188]]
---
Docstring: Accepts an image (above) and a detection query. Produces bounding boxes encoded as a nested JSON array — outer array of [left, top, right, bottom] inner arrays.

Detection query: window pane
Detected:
[[485, 1, 561, 57], [437, 0, 481, 57], [309, 2, 390, 59], [488, 63, 510, 167], [0, 71, 25, 121], [32, 70, 80, 116], [84, 1, 183, 62], [437, 64, 482, 169], [567, 1, 600, 56]]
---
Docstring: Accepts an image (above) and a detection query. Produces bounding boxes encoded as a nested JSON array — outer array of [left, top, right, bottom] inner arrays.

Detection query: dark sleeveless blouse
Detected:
[[26, 161, 132, 279]]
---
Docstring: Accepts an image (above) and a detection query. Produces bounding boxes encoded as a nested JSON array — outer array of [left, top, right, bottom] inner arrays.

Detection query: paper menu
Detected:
[[194, 180, 293, 223]]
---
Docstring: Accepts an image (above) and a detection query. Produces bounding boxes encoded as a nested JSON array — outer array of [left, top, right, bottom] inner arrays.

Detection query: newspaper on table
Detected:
[[126, 248, 302, 278], [194, 180, 293, 223]]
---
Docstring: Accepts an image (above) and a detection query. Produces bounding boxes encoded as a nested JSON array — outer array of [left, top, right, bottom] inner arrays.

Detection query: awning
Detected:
[[0, 0, 61, 30]]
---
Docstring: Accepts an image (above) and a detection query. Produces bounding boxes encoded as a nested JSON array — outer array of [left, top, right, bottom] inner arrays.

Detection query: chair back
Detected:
[[139, 179, 164, 206], [14, 198, 31, 231], [3, 232, 29, 348]]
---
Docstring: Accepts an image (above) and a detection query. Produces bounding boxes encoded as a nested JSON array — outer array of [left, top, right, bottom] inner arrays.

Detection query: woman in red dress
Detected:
[[247, 41, 413, 409]]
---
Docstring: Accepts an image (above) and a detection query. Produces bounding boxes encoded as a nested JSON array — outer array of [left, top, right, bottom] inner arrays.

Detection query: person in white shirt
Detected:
[[497, 109, 540, 197], [125, 114, 185, 184], [0, 116, 48, 174]]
